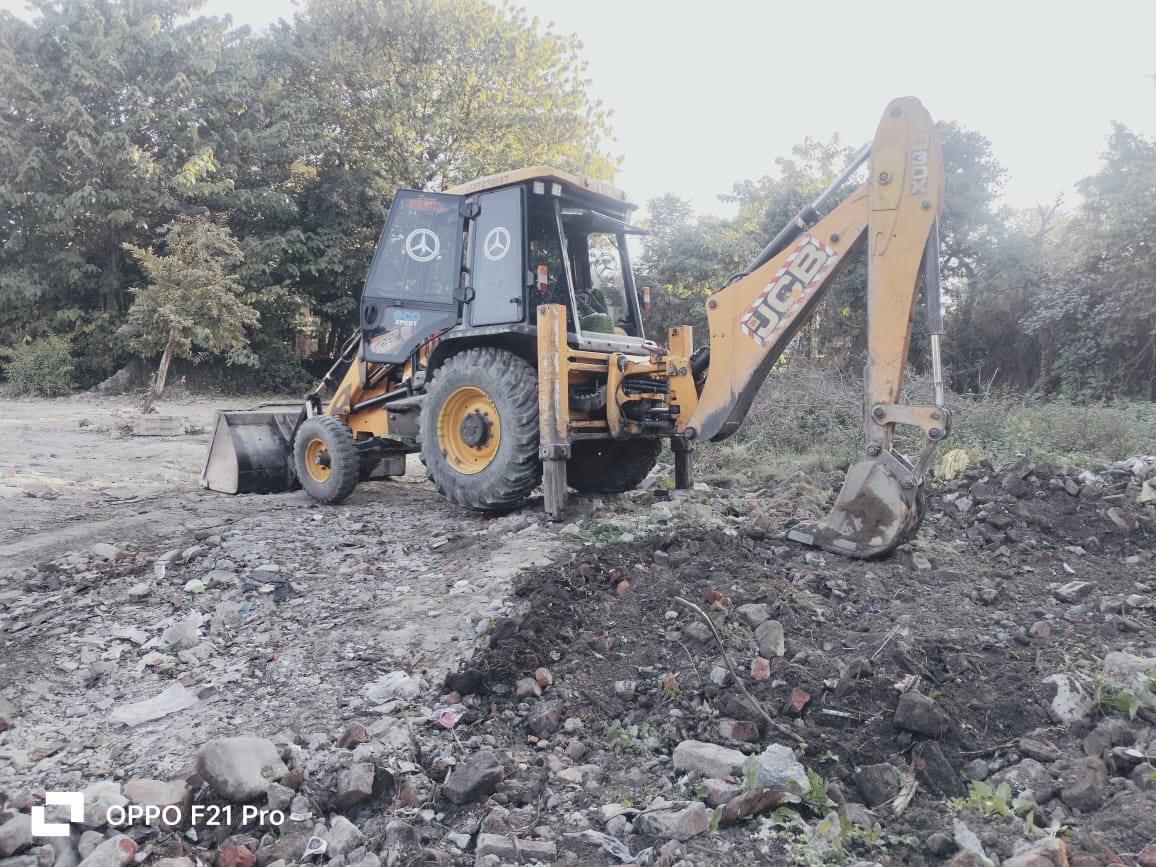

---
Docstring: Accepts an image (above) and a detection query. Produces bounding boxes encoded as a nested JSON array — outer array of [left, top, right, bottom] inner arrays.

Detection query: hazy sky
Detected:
[[4, 0, 1154, 218]]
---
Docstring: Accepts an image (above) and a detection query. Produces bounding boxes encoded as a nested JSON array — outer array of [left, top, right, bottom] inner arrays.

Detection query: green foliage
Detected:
[[742, 756, 759, 791], [1024, 123, 1156, 399], [0, 0, 251, 331], [948, 779, 1016, 818], [1, 335, 75, 396], [586, 522, 630, 543], [1088, 666, 1156, 721], [0, 0, 613, 391], [120, 217, 258, 365], [801, 769, 836, 815], [938, 391, 1156, 467]]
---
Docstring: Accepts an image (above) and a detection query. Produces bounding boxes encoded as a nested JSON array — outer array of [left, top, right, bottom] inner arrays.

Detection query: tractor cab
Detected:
[[360, 167, 647, 366]]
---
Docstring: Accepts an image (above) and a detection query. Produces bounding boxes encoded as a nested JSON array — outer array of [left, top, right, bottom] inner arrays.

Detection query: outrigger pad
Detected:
[[201, 407, 302, 494], [787, 458, 925, 559]]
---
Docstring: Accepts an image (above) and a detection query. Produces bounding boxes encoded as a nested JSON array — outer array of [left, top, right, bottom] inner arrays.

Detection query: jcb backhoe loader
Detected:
[[203, 97, 950, 559]]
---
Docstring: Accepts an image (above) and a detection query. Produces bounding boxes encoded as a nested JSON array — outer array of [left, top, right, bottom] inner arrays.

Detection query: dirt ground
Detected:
[[0, 396, 269, 563], [1, 395, 1155, 867]]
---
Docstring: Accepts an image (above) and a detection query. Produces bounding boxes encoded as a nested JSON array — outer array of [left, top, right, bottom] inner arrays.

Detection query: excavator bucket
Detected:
[[201, 405, 304, 494], [786, 457, 925, 559]]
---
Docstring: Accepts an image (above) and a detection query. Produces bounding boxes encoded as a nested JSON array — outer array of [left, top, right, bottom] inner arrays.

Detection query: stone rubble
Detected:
[[0, 451, 1154, 866]]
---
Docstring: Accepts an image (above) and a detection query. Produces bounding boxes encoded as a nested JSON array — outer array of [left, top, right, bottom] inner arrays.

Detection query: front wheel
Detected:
[[293, 415, 360, 504], [420, 347, 541, 511]]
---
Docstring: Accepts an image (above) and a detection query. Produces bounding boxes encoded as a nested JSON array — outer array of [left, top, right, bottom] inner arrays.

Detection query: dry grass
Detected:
[[696, 361, 1155, 482]]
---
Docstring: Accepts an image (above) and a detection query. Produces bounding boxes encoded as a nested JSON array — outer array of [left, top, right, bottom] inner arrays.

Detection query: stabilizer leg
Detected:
[[672, 438, 694, 490], [543, 459, 567, 521]]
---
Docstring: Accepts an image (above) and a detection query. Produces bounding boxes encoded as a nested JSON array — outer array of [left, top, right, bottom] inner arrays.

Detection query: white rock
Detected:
[[324, 816, 365, 857], [1043, 673, 1094, 724], [755, 620, 786, 658], [92, 543, 119, 560], [0, 813, 32, 858], [365, 671, 420, 702], [82, 781, 127, 828], [672, 740, 746, 779], [196, 737, 288, 801], [161, 612, 202, 649], [753, 744, 810, 794], [952, 818, 990, 864], [110, 683, 200, 727], [632, 800, 710, 840], [1102, 651, 1156, 694], [77, 835, 136, 867]]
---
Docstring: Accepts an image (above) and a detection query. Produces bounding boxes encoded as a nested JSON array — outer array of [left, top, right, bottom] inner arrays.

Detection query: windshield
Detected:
[[563, 221, 639, 336], [362, 191, 462, 305]]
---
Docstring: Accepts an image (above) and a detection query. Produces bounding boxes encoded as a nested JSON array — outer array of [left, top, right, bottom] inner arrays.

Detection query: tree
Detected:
[[1026, 123, 1156, 398], [637, 194, 745, 339], [259, 0, 616, 351], [0, 0, 258, 381], [121, 217, 257, 411]]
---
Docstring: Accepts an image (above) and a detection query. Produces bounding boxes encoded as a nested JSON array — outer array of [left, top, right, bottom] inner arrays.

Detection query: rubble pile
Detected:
[[0, 452, 1154, 866]]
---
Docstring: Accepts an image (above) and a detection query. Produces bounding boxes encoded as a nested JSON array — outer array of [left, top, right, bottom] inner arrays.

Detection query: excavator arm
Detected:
[[677, 96, 949, 558]]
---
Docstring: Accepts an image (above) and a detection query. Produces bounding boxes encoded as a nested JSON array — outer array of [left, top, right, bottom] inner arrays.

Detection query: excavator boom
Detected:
[[679, 96, 948, 558]]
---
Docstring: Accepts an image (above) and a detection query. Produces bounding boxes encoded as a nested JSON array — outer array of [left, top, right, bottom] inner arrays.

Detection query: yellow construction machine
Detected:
[[203, 97, 950, 558]]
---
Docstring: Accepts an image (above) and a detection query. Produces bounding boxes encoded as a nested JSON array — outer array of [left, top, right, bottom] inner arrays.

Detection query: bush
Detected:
[[696, 362, 864, 481], [2, 335, 76, 397], [699, 360, 1155, 483], [177, 336, 313, 396]]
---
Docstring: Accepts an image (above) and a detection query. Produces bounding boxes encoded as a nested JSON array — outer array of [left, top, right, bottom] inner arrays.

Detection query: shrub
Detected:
[[699, 360, 1154, 482], [2, 335, 76, 397]]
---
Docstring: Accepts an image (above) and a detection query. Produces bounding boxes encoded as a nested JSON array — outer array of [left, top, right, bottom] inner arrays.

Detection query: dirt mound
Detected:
[[467, 458, 1156, 864]]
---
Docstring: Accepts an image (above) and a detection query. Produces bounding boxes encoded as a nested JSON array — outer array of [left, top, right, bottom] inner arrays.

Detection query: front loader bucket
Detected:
[[786, 458, 925, 559], [201, 406, 303, 494]]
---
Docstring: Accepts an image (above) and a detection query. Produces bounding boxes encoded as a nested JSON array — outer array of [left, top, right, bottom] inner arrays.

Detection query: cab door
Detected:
[[361, 190, 464, 364], [469, 187, 525, 327]]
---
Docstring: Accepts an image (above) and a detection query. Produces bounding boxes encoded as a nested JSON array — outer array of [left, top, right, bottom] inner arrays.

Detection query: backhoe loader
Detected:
[[203, 96, 950, 559]]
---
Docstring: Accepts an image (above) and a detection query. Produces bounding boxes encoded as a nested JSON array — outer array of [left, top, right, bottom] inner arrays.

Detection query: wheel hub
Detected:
[[458, 410, 490, 447], [437, 385, 501, 475], [303, 438, 332, 482]]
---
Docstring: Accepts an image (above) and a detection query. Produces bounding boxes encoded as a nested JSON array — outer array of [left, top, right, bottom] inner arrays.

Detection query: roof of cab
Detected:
[[444, 166, 636, 211]]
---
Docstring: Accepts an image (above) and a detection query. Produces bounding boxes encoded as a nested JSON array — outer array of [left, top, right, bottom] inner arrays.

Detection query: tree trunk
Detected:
[[142, 328, 177, 414]]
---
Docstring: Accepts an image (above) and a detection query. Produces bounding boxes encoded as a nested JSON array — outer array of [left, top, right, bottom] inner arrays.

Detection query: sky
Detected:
[[3, 0, 1154, 219]]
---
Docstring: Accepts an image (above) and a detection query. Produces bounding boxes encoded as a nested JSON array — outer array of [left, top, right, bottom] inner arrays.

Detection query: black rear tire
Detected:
[[420, 347, 541, 511], [294, 415, 360, 504], [567, 438, 661, 494]]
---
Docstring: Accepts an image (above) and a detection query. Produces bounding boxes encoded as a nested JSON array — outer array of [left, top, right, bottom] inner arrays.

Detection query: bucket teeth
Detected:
[[786, 458, 925, 559]]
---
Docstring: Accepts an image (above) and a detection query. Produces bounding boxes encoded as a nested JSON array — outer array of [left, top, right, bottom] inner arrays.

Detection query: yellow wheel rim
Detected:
[[303, 437, 332, 483], [437, 385, 501, 475]]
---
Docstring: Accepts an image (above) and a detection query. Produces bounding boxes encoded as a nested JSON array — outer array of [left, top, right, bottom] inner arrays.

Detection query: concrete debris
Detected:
[[0, 815, 32, 858], [752, 744, 810, 794], [1043, 674, 1095, 724], [109, 683, 201, 726], [631, 800, 711, 840], [75, 835, 136, 867], [3, 406, 1156, 867], [440, 750, 504, 805], [195, 737, 288, 801], [672, 740, 747, 779]]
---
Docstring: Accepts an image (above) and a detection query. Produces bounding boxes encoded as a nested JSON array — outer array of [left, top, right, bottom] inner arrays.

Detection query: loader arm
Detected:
[[679, 96, 948, 558]]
